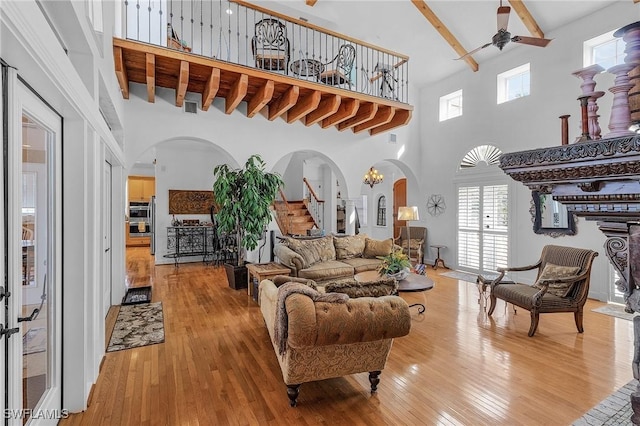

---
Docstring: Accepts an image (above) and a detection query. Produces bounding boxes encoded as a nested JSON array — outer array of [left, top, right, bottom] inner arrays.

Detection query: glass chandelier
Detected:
[[363, 166, 383, 188]]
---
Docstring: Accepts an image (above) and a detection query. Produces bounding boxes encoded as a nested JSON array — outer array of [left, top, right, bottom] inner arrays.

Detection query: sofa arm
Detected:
[[274, 244, 304, 275], [285, 294, 411, 349]]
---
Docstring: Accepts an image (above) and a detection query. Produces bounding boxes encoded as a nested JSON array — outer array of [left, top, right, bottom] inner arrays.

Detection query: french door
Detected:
[[3, 71, 62, 425], [457, 183, 509, 274]]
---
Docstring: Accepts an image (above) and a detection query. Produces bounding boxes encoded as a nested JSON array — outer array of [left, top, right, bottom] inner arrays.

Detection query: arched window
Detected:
[[376, 195, 386, 226], [460, 145, 502, 168]]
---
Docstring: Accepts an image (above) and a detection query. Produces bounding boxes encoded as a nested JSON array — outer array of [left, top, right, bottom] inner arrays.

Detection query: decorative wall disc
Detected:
[[427, 194, 446, 216]]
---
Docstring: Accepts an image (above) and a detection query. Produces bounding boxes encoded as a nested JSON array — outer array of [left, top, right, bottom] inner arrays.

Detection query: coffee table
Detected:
[[354, 270, 434, 314]]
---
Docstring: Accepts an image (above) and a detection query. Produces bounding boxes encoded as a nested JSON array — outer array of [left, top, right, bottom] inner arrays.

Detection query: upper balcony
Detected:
[[114, 0, 413, 135]]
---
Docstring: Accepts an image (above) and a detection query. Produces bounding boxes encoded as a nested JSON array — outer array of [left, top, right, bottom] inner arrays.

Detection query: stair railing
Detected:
[[303, 178, 324, 231], [275, 188, 294, 236]]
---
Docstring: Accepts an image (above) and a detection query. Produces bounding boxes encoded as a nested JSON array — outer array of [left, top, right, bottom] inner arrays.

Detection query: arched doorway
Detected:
[[393, 178, 407, 239]]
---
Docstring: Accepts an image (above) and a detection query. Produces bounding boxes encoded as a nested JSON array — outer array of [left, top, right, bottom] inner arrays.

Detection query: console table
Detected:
[[164, 226, 237, 267]]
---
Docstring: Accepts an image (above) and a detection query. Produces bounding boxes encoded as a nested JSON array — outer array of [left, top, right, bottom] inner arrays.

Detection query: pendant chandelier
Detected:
[[363, 166, 383, 188]]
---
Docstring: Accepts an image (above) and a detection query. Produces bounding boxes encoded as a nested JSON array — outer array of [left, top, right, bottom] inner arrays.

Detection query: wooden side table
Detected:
[[246, 262, 291, 303], [431, 245, 447, 269]]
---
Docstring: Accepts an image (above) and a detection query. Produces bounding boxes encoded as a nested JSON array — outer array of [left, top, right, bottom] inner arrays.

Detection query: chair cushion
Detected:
[[363, 238, 393, 259], [534, 263, 580, 297], [325, 278, 398, 298], [492, 282, 577, 310], [402, 238, 422, 252], [285, 236, 336, 268], [333, 234, 366, 259], [298, 260, 354, 282]]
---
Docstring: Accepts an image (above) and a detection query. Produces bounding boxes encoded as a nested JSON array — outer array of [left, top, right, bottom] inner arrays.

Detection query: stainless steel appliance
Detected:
[[148, 195, 156, 254]]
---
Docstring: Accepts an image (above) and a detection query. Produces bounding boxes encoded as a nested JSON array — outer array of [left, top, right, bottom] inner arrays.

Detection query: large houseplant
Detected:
[[213, 154, 283, 289]]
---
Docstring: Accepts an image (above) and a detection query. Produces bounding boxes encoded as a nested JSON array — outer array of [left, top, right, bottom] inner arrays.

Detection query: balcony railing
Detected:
[[123, 0, 410, 104]]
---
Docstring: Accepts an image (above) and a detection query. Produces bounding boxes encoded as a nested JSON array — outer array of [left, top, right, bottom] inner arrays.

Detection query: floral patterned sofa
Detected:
[[273, 234, 393, 284], [259, 275, 411, 406]]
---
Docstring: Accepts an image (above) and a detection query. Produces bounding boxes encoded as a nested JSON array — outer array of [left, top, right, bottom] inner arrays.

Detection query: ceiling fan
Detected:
[[457, 1, 552, 60]]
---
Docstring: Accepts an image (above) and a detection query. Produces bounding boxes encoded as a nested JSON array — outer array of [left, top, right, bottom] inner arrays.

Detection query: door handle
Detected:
[[105, 248, 110, 253], [0, 324, 19, 339], [0, 286, 9, 302]]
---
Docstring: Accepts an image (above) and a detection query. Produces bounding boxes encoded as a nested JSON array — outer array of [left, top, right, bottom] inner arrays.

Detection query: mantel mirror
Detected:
[[531, 191, 577, 237]]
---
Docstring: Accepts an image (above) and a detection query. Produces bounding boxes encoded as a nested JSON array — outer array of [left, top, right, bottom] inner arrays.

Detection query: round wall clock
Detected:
[[427, 194, 446, 216]]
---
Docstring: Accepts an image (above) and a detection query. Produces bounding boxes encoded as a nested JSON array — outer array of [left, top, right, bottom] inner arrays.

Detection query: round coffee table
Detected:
[[354, 270, 434, 314]]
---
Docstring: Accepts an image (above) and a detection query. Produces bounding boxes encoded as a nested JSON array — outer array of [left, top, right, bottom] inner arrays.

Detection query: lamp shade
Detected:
[[398, 206, 419, 221]]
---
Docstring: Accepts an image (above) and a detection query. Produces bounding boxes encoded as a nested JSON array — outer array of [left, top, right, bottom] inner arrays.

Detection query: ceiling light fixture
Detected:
[[363, 166, 383, 188]]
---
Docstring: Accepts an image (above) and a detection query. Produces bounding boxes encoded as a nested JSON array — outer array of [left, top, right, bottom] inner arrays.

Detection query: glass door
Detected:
[[4, 76, 62, 425]]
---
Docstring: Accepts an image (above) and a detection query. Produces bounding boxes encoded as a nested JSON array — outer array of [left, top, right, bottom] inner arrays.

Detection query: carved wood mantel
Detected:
[[500, 134, 640, 309]]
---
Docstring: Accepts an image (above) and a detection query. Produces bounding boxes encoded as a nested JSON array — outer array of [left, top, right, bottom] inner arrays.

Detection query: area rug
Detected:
[[106, 302, 165, 352], [574, 379, 636, 425], [592, 304, 638, 321], [23, 327, 47, 355]]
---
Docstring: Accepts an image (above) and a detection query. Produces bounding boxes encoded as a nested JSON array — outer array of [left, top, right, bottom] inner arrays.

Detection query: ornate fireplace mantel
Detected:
[[500, 134, 640, 307]]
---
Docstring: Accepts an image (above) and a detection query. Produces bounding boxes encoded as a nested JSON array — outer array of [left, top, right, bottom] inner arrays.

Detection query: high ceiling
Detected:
[[256, 0, 626, 88]]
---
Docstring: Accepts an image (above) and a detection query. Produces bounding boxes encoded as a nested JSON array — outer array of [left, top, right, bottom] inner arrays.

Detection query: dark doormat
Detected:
[[122, 286, 152, 305]]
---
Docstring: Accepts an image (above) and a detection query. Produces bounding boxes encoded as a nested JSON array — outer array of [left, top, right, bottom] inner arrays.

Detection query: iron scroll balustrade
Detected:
[[122, 0, 410, 104]]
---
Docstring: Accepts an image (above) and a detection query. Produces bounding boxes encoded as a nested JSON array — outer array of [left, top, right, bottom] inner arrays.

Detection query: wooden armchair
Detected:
[[487, 245, 598, 337], [394, 226, 426, 264]]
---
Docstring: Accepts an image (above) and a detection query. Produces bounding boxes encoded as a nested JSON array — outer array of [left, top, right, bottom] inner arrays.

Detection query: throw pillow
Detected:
[[324, 277, 398, 298], [333, 234, 367, 259], [286, 235, 336, 268], [363, 238, 393, 258], [272, 275, 317, 290], [534, 263, 581, 297]]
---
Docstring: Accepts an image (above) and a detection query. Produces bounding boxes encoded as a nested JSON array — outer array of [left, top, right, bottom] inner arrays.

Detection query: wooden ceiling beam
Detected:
[[225, 74, 248, 114], [113, 46, 129, 99], [369, 109, 412, 136], [247, 80, 274, 118], [176, 60, 189, 107], [508, 0, 545, 38], [287, 91, 321, 123], [305, 0, 318, 5], [305, 95, 341, 126], [322, 99, 359, 128], [338, 103, 378, 131], [269, 86, 299, 121], [202, 68, 221, 111], [411, 0, 479, 72], [145, 53, 155, 103], [353, 106, 395, 133]]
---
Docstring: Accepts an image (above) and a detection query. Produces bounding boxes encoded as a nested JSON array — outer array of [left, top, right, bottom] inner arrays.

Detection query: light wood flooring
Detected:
[[61, 247, 634, 425]]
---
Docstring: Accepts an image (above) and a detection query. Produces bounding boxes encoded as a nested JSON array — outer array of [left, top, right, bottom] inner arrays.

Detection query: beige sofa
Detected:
[[259, 275, 411, 406], [273, 234, 393, 283]]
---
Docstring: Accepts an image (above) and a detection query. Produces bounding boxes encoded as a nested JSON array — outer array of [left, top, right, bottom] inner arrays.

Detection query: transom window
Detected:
[[584, 30, 625, 69], [439, 89, 463, 122], [497, 63, 530, 104]]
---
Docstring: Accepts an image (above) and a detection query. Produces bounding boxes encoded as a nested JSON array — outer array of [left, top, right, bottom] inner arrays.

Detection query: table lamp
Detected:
[[398, 206, 419, 265]]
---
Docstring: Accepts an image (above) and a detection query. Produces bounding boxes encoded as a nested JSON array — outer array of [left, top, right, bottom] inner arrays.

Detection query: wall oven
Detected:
[[129, 201, 149, 219], [129, 202, 150, 237]]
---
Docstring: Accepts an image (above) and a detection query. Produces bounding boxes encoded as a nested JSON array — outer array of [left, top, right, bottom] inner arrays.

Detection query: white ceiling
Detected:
[[257, 0, 626, 88]]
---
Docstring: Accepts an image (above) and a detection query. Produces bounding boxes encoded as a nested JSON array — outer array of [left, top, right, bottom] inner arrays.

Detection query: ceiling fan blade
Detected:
[[455, 43, 492, 60], [511, 35, 552, 47], [497, 5, 510, 31]]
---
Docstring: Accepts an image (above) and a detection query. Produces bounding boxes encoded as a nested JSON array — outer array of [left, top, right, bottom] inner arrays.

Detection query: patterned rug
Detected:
[[439, 270, 503, 283], [23, 327, 47, 355], [574, 380, 636, 425], [107, 302, 165, 352], [592, 304, 638, 321]]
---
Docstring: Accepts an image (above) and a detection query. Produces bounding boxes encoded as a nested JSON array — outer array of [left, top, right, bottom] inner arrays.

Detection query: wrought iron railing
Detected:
[[122, 0, 410, 103], [302, 177, 324, 231]]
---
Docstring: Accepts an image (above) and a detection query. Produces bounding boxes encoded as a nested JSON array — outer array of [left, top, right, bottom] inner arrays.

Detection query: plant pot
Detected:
[[387, 267, 410, 281], [224, 262, 248, 290]]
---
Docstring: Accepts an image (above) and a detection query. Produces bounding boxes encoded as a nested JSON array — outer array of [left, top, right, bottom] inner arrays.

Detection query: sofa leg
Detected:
[[287, 384, 300, 407], [575, 310, 584, 333], [369, 371, 381, 393], [487, 294, 497, 316]]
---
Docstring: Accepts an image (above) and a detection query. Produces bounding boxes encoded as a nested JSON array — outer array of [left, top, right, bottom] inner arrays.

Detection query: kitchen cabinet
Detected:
[[128, 176, 155, 202]]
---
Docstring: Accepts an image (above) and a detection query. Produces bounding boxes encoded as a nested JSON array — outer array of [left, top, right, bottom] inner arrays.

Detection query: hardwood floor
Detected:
[[62, 247, 634, 425]]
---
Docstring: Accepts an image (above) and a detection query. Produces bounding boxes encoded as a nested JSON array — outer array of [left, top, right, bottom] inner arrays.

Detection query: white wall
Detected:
[[418, 1, 636, 300]]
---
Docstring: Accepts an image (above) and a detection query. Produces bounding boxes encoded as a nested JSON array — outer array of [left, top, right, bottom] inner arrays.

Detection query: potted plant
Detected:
[[377, 249, 411, 280], [213, 154, 283, 289]]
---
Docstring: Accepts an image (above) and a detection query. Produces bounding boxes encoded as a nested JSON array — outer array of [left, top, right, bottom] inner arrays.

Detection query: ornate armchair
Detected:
[[252, 18, 290, 73], [486, 245, 598, 337], [318, 44, 356, 87], [394, 226, 426, 264]]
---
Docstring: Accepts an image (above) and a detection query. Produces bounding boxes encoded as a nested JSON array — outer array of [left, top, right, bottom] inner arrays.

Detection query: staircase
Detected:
[[274, 200, 316, 236]]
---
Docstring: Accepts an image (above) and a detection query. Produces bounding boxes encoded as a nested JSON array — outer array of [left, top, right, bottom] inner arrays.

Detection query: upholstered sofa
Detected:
[[273, 234, 393, 284], [259, 275, 411, 406]]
